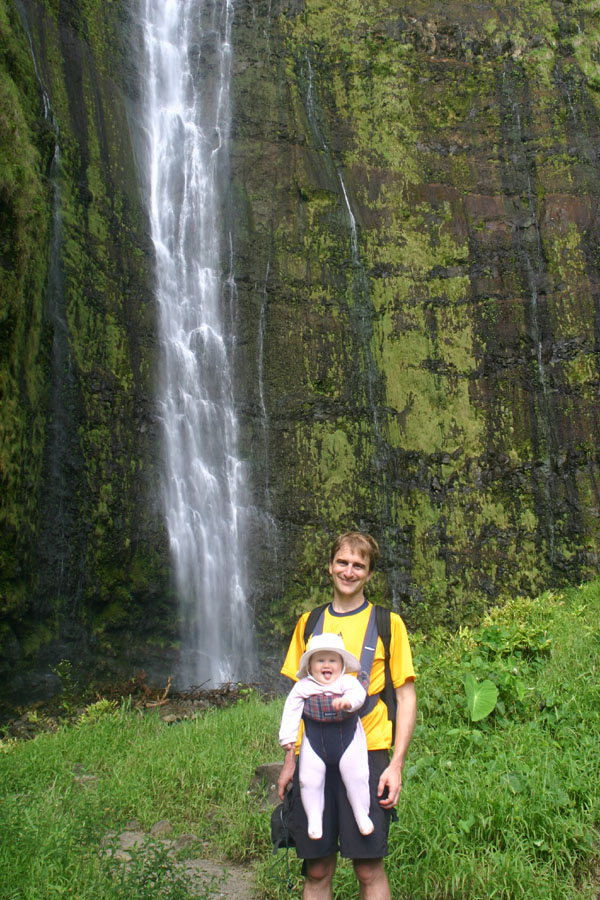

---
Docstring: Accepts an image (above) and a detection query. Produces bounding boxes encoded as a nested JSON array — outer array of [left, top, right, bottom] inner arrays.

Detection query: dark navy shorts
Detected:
[[289, 748, 392, 860]]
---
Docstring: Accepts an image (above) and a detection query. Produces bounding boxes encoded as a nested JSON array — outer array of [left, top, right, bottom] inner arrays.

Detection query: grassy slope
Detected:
[[1, 581, 599, 899]]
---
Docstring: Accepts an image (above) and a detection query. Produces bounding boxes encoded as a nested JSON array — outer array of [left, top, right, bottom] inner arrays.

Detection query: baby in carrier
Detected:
[[278, 633, 374, 840]]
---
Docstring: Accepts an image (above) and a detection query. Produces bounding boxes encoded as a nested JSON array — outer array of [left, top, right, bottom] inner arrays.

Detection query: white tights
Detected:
[[298, 719, 374, 840]]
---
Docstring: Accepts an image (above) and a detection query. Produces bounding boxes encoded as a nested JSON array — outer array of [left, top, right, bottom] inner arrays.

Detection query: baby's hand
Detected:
[[331, 696, 352, 711]]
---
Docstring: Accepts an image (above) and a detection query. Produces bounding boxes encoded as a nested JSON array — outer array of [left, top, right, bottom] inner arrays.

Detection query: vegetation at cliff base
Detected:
[[1, 580, 599, 899]]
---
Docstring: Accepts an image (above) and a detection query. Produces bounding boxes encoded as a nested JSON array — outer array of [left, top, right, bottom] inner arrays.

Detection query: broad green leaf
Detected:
[[464, 674, 498, 721]]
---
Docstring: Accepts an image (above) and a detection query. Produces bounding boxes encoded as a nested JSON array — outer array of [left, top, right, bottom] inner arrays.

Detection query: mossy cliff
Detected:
[[3, 0, 600, 696], [0, 0, 170, 698], [230, 0, 600, 637]]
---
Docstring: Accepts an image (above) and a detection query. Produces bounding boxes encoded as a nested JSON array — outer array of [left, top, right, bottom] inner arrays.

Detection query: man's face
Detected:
[[309, 651, 344, 684], [329, 543, 372, 599]]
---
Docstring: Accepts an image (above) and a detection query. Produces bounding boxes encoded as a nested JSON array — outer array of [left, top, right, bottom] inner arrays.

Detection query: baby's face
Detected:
[[309, 651, 343, 684]]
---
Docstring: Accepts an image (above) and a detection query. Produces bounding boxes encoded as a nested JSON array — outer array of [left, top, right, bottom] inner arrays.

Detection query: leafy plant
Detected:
[[464, 673, 498, 721], [50, 658, 78, 713], [236, 683, 257, 705], [77, 699, 118, 726]]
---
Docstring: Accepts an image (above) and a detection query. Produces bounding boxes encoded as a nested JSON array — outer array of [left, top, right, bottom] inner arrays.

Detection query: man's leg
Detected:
[[304, 854, 337, 900], [353, 858, 391, 900]]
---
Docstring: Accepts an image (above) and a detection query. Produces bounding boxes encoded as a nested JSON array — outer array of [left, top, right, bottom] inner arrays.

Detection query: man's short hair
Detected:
[[329, 532, 380, 573]]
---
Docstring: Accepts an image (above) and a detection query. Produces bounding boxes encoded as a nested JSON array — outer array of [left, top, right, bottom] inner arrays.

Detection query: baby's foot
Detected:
[[357, 817, 374, 836]]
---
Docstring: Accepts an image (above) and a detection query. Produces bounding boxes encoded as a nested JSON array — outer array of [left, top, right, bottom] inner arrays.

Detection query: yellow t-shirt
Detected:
[[281, 601, 415, 751]]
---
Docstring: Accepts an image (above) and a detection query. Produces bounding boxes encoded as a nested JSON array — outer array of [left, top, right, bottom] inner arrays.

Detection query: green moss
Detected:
[[0, 0, 53, 616], [230, 0, 600, 633], [5, 0, 600, 675], [21, 621, 56, 658], [0, 0, 168, 674]]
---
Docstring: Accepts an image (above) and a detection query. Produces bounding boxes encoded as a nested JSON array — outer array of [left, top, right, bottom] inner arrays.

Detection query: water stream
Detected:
[[304, 56, 384, 440], [501, 63, 557, 564], [139, 0, 255, 687], [15, 0, 83, 609], [303, 55, 406, 601]]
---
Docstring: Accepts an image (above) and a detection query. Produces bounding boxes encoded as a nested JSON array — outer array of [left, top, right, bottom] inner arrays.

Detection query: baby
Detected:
[[279, 632, 374, 840]]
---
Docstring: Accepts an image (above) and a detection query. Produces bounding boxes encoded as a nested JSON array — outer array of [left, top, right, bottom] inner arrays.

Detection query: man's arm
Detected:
[[277, 745, 296, 801], [377, 679, 417, 809]]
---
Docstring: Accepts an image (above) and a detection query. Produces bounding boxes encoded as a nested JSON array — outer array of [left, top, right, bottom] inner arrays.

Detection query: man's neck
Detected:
[[331, 592, 367, 614]]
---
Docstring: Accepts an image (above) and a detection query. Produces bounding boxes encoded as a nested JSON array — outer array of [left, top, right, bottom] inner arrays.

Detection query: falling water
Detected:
[[14, 0, 85, 608], [303, 55, 408, 602], [257, 260, 272, 501], [304, 56, 383, 438], [139, 0, 255, 687], [501, 62, 557, 564]]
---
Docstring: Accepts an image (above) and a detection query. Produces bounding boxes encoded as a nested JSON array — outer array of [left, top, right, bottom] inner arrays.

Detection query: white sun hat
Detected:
[[297, 632, 361, 679]]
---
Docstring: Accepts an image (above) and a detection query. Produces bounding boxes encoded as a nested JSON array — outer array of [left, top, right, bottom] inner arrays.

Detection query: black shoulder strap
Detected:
[[357, 607, 380, 716], [375, 606, 391, 655], [303, 603, 329, 644], [375, 606, 396, 739]]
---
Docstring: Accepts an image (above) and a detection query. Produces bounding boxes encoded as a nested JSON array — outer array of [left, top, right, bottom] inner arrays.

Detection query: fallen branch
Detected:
[[145, 676, 172, 708]]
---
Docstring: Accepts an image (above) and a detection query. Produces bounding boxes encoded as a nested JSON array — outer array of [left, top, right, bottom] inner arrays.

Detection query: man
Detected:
[[277, 531, 417, 900]]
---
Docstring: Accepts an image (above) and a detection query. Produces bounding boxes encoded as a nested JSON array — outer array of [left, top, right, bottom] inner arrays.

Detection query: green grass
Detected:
[[2, 581, 600, 898], [0, 697, 279, 898]]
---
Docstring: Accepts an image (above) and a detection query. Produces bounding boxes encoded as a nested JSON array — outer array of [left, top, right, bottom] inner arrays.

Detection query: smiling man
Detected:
[[278, 531, 417, 900]]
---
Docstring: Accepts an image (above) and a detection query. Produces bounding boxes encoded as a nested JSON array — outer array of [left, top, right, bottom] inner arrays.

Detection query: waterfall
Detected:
[[140, 0, 255, 687], [304, 57, 383, 437], [14, 0, 84, 610], [501, 62, 557, 565], [303, 55, 408, 602]]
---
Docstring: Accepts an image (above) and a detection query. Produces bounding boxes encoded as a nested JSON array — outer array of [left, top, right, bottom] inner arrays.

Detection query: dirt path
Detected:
[[184, 857, 256, 899], [105, 821, 258, 899]]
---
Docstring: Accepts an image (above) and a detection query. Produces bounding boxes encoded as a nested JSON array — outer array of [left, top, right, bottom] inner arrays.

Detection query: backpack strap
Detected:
[[303, 603, 329, 644], [357, 606, 379, 717], [375, 606, 397, 740]]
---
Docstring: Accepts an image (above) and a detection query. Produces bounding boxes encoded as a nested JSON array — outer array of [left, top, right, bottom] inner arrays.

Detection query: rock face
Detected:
[[229, 0, 600, 638], [0, 0, 172, 698], [2, 0, 600, 695]]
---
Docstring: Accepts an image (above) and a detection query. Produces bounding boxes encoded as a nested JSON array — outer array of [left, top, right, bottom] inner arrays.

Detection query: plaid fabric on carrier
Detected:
[[302, 671, 370, 723]]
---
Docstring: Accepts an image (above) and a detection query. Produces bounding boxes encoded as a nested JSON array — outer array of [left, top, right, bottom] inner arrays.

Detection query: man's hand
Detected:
[[376, 761, 402, 809], [277, 746, 296, 801]]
